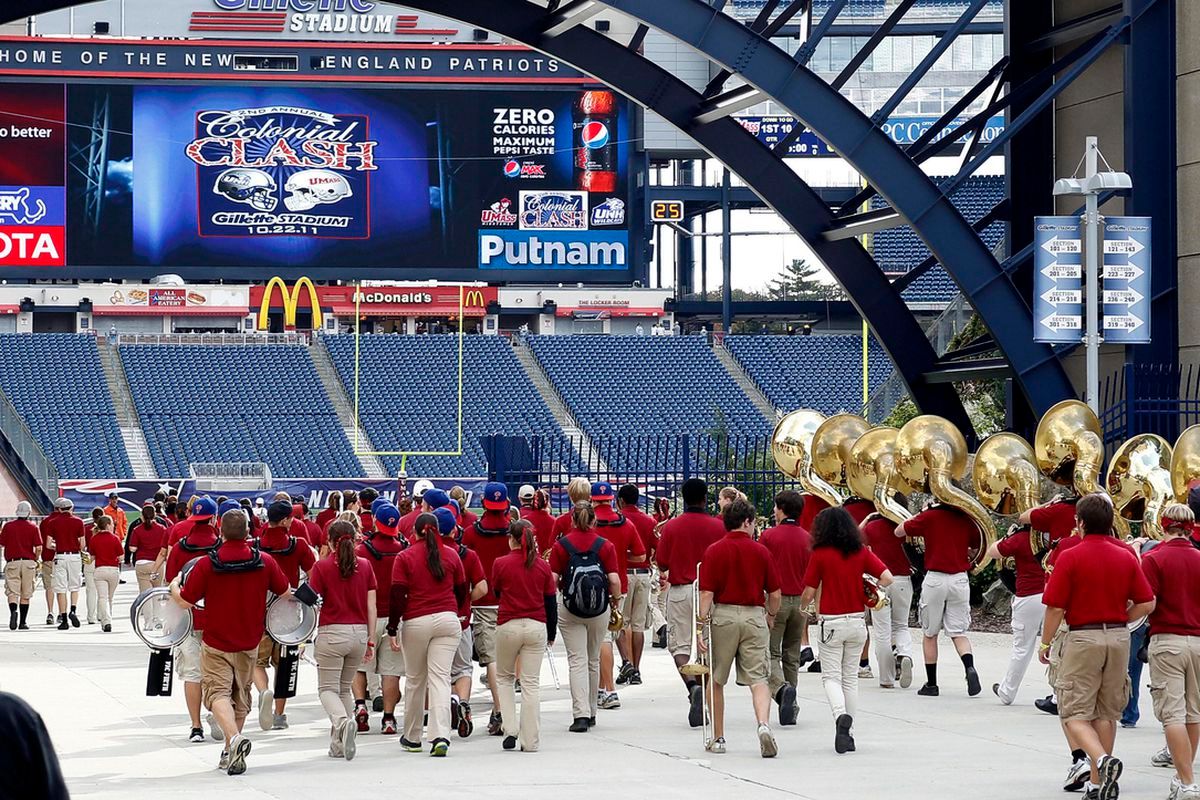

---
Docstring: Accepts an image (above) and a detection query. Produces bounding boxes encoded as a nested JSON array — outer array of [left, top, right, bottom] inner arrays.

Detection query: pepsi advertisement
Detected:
[[45, 81, 636, 281]]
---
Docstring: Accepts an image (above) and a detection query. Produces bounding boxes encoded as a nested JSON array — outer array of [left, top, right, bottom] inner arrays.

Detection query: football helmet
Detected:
[[213, 169, 277, 212], [284, 169, 353, 212]]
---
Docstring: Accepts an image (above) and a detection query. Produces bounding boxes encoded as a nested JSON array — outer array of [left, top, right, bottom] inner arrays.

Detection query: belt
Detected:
[[1071, 622, 1127, 631], [627, 568, 652, 574], [6, 558, 34, 563]]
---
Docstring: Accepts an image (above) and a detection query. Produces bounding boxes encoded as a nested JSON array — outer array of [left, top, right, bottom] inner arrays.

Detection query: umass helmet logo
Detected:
[[581, 121, 610, 149]]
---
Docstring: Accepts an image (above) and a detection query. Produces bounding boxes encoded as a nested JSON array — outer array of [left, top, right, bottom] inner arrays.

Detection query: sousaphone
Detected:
[[972, 432, 1043, 575], [1107, 433, 1174, 540], [772, 409, 841, 507], [846, 426, 911, 525], [1172, 425, 1200, 502], [811, 413, 870, 505]]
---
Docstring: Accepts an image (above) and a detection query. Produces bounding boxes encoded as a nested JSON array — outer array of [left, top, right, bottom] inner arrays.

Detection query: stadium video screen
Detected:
[[0, 81, 633, 280]]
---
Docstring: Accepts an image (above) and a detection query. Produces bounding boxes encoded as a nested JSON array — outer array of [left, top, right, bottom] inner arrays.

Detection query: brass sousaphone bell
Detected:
[[1172, 425, 1200, 502], [771, 409, 842, 507], [972, 432, 1042, 563], [846, 426, 912, 526], [1107, 433, 1174, 540], [811, 413, 870, 504], [1034, 399, 1105, 496]]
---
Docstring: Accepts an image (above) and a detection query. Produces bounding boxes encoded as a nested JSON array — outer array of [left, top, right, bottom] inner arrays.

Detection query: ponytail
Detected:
[[330, 520, 357, 579], [415, 512, 444, 581], [511, 519, 536, 568]]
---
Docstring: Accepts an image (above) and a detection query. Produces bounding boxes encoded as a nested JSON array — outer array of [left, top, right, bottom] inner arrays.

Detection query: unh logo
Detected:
[[0, 188, 47, 225]]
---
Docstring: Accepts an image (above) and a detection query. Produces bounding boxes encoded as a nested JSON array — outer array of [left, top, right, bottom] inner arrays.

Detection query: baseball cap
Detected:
[[482, 482, 509, 511], [518, 484, 535, 501], [53, 497, 73, 510], [191, 497, 217, 520], [218, 500, 242, 517], [424, 488, 450, 510], [374, 503, 401, 535], [433, 506, 458, 536], [15, 501, 31, 518], [108, 492, 119, 500], [267, 500, 293, 524], [591, 481, 615, 502], [255, 497, 265, 506], [413, 479, 434, 498], [371, 497, 390, 515]]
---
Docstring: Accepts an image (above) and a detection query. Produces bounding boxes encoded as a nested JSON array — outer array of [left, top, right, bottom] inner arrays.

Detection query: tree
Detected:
[[767, 259, 842, 301]]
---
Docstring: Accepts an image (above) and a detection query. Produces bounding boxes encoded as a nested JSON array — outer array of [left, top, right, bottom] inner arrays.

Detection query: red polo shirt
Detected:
[[622, 505, 658, 561], [798, 494, 830, 532], [461, 511, 513, 608], [996, 530, 1046, 597], [455, 542, 486, 629], [759, 521, 812, 596], [258, 526, 317, 588], [315, 508, 337, 533], [459, 508, 479, 530], [902, 506, 976, 574], [168, 518, 216, 547], [863, 516, 910, 575], [181, 542, 289, 653], [166, 527, 220, 582], [552, 510, 572, 543], [88, 531, 124, 569], [594, 504, 646, 592], [0, 519, 42, 560], [398, 507, 421, 539], [803, 546, 887, 615], [699, 531, 780, 607], [1030, 500, 1078, 542], [519, 505, 557, 555], [127, 521, 168, 563], [656, 508, 725, 586], [843, 498, 875, 525], [357, 534, 406, 617], [1043, 534, 1153, 627], [40, 512, 84, 554], [548, 529, 619, 580], [309, 556, 376, 626], [1141, 538, 1200, 636], [390, 539, 466, 620], [492, 551, 555, 626], [303, 519, 326, 550]]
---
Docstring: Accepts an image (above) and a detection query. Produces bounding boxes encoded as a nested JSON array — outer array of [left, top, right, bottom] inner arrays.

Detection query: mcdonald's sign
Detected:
[[256, 276, 324, 331], [464, 288, 486, 309]]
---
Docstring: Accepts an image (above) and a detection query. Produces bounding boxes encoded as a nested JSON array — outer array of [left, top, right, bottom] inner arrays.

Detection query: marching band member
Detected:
[[519, 485, 557, 557], [1140, 504, 1200, 800], [759, 490, 811, 724], [357, 489, 379, 535], [172, 509, 291, 776], [86, 515, 122, 634], [438, 506, 488, 739], [41, 497, 85, 631], [353, 503, 407, 736], [82, 507, 101, 626], [308, 520, 376, 761], [1, 501, 41, 630], [592, 481, 646, 710], [552, 478, 594, 542], [462, 482, 515, 736], [697, 497, 781, 757], [397, 480, 435, 539], [315, 491, 341, 535], [491, 519, 557, 752], [1020, 495, 1079, 715], [895, 502, 981, 697], [549, 502, 620, 733], [128, 504, 168, 592], [616, 484, 657, 687], [862, 498, 914, 689], [801, 507, 892, 753], [1037, 494, 1155, 800], [388, 513, 467, 757], [984, 522, 1047, 705], [657, 478, 725, 727], [448, 486, 478, 531], [650, 497, 674, 649]]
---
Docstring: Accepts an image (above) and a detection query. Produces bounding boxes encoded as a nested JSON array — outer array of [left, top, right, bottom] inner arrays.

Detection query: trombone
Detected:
[[679, 561, 716, 752]]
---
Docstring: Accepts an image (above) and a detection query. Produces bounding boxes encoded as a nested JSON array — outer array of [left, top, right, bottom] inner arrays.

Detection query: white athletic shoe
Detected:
[[1152, 746, 1175, 768], [257, 690, 274, 732], [757, 724, 777, 758], [206, 713, 224, 742], [1063, 757, 1091, 792], [1176, 782, 1200, 800], [857, 665, 873, 679]]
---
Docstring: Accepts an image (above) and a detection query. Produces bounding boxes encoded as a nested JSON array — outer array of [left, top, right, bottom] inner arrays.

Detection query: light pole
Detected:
[[1051, 136, 1132, 412]]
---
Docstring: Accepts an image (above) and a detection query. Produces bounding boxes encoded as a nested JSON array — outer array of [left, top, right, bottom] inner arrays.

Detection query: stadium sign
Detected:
[[256, 275, 323, 330], [478, 231, 629, 270], [736, 114, 1006, 157], [251, 281, 496, 325]]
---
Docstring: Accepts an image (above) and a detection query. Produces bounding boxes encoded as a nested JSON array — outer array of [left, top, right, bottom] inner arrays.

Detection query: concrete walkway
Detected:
[[0, 582, 1175, 800]]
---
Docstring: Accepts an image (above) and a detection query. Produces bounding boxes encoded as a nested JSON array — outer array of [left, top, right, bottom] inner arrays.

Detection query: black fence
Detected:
[[1100, 362, 1200, 448]]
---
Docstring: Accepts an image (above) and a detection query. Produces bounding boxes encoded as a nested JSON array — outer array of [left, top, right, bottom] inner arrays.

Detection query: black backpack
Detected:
[[560, 538, 609, 618]]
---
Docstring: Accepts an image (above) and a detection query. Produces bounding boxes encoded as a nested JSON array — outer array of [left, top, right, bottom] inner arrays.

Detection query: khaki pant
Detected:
[[93, 565, 119, 626], [175, 631, 203, 683], [82, 559, 98, 623], [4, 560, 36, 601], [1149, 633, 1200, 726], [649, 568, 667, 632], [1055, 627, 1131, 722], [52, 553, 83, 595], [622, 572, 652, 632], [358, 618, 404, 678], [472, 606, 498, 666], [871, 575, 914, 687], [201, 644, 257, 722], [918, 571, 970, 638], [769, 594, 809, 695], [134, 561, 161, 593], [402, 612, 460, 743], [316, 624, 369, 734], [665, 584, 694, 658], [710, 604, 770, 687], [818, 614, 869, 720], [496, 618, 547, 751], [558, 600, 608, 718]]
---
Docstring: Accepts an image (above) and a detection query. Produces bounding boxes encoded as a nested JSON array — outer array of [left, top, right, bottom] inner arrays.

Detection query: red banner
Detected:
[[0, 226, 65, 266]]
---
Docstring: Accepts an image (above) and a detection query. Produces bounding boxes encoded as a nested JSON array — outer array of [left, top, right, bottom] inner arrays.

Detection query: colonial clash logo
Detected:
[[185, 106, 377, 238]]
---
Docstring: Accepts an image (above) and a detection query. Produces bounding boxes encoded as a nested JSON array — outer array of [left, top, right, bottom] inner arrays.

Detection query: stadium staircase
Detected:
[[712, 341, 779, 420], [512, 340, 611, 475], [310, 337, 389, 479], [98, 340, 155, 480]]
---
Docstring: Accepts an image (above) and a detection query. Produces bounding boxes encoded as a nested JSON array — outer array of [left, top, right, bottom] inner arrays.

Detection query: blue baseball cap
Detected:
[[433, 506, 458, 536], [218, 500, 242, 517], [371, 497, 390, 515], [191, 497, 218, 521], [591, 481, 615, 502], [424, 488, 450, 509], [374, 503, 401, 534], [482, 482, 509, 511]]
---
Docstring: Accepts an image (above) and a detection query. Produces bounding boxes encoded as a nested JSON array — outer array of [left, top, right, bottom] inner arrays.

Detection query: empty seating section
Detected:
[[528, 335, 770, 472], [0, 334, 132, 479], [323, 335, 574, 477], [725, 334, 892, 414], [730, 0, 885, 17], [120, 344, 360, 478]]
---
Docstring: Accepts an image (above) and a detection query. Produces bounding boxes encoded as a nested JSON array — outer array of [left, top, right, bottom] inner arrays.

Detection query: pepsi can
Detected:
[[573, 90, 618, 193]]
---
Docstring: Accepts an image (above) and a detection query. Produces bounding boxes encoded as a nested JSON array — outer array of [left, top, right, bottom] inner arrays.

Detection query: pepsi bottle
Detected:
[[573, 90, 618, 193]]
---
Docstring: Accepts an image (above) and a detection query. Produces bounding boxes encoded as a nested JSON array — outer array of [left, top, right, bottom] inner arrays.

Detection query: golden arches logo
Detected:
[[257, 276, 324, 331], [464, 289, 486, 309]]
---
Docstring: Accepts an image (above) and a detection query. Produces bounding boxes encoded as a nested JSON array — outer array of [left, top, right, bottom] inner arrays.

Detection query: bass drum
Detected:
[[129, 587, 193, 650], [265, 592, 317, 646]]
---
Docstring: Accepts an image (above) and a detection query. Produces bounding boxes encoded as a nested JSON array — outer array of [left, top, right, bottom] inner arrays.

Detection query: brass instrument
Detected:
[[1034, 399, 1105, 496], [863, 574, 890, 610], [1107, 433, 1174, 540], [1172, 425, 1200, 502], [894, 415, 997, 572], [811, 413, 870, 504], [679, 561, 715, 751], [771, 409, 841, 507], [973, 432, 1042, 562], [608, 604, 625, 633], [846, 426, 912, 526]]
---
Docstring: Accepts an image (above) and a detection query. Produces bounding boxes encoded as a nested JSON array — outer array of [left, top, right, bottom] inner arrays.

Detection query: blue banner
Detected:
[[478, 229, 628, 270], [736, 114, 1005, 157], [1102, 217, 1152, 344], [1033, 216, 1083, 344]]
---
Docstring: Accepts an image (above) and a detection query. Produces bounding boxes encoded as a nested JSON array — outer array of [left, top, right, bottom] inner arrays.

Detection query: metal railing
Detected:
[[189, 462, 274, 482], [1099, 362, 1200, 448], [113, 333, 309, 346], [0, 388, 58, 499]]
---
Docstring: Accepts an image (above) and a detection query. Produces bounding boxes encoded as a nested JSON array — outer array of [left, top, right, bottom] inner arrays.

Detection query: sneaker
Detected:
[[898, 655, 913, 689], [688, 684, 705, 728], [272, 714, 288, 730], [450, 695, 460, 730], [206, 714, 223, 741], [1096, 754, 1122, 800], [355, 704, 369, 733], [598, 691, 621, 710], [381, 716, 397, 736], [858, 664, 873, 679], [708, 736, 726, 754], [57, 614, 68, 631], [807, 660, 822, 673], [834, 713, 854, 754], [258, 690, 274, 732], [1177, 783, 1200, 800], [568, 717, 589, 733], [1084, 788, 1099, 800], [339, 718, 357, 762], [615, 662, 634, 685], [1064, 757, 1091, 792], [400, 737, 423, 752], [798, 646, 814, 667], [917, 683, 939, 697], [45, 613, 54, 626], [218, 750, 230, 771], [430, 738, 449, 757], [87, 619, 95, 625], [1151, 746, 1175, 768], [965, 666, 981, 696], [1120, 720, 1136, 729], [487, 711, 503, 736], [778, 684, 798, 726], [68, 611, 80, 628], [457, 701, 474, 738], [757, 723, 778, 758], [1035, 695, 1059, 716], [1169, 777, 1183, 800], [226, 733, 251, 776], [17, 622, 28, 630], [8, 610, 16, 630], [587, 716, 595, 727], [502, 735, 517, 751], [188, 727, 205, 743], [102, 624, 111, 633], [372, 696, 384, 713], [629, 670, 643, 686], [653, 625, 667, 649]]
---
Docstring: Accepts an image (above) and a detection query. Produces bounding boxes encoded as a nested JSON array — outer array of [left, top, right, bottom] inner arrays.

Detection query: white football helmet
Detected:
[[284, 169, 353, 212], [214, 168, 277, 212]]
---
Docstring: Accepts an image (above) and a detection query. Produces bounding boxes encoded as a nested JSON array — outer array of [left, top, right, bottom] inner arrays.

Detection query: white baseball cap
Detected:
[[518, 484, 536, 500], [15, 501, 31, 518], [413, 479, 434, 498]]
